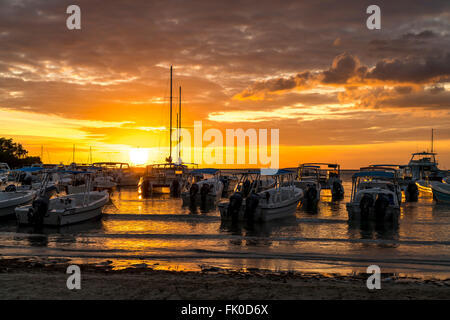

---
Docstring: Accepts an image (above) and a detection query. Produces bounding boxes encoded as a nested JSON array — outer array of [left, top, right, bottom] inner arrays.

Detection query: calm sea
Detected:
[[1, 172, 449, 279]]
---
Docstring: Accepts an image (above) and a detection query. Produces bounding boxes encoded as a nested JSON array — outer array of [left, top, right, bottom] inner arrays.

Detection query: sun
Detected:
[[129, 148, 149, 166]]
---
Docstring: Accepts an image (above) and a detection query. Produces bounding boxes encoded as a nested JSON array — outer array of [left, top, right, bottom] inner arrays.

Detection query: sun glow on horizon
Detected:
[[129, 148, 149, 166]]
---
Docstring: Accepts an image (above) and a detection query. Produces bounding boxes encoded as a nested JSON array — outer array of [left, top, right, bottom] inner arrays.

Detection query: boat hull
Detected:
[[15, 192, 109, 226], [431, 182, 450, 203], [346, 203, 400, 221], [0, 191, 35, 217], [181, 193, 219, 206], [219, 193, 302, 222], [416, 180, 433, 194]]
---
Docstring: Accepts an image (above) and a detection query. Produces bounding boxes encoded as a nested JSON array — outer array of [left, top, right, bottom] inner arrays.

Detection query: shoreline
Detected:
[[1, 257, 449, 300]]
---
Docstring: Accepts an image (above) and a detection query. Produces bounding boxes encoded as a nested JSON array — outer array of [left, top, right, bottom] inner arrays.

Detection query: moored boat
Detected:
[[346, 169, 400, 222], [408, 151, 446, 194], [0, 190, 35, 217], [15, 171, 109, 226], [219, 170, 303, 222], [295, 164, 321, 210], [301, 163, 344, 200], [431, 182, 450, 203], [15, 191, 109, 226], [181, 168, 224, 206]]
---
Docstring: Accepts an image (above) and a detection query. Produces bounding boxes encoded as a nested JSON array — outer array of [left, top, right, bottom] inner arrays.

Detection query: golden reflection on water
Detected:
[[2, 178, 449, 278]]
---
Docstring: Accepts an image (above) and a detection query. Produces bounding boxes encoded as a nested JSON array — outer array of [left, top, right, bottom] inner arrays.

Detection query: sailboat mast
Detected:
[[431, 128, 434, 153], [176, 113, 179, 162], [169, 65, 173, 162], [179, 86, 181, 161]]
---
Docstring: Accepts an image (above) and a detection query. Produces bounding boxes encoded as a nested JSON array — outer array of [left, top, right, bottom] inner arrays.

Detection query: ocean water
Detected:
[[0, 174, 449, 279]]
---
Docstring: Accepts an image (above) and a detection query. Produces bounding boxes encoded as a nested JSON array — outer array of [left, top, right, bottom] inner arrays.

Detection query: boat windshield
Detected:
[[409, 153, 437, 165]]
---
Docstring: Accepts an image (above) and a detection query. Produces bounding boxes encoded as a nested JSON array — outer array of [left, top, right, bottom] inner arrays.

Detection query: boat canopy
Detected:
[[190, 168, 219, 175], [353, 171, 395, 178], [58, 170, 96, 174], [235, 169, 294, 176], [301, 163, 339, 169], [14, 167, 44, 172]]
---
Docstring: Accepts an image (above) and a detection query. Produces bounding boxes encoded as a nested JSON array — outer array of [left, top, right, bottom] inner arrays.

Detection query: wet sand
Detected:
[[0, 258, 449, 300]]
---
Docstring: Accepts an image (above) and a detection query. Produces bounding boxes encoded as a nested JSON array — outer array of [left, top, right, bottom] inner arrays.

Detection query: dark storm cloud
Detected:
[[237, 51, 450, 102], [322, 53, 362, 84], [366, 53, 450, 83]]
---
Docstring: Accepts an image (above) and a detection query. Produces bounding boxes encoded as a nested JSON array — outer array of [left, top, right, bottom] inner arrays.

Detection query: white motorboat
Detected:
[[92, 162, 139, 187], [408, 151, 447, 194], [93, 175, 117, 190], [181, 169, 224, 206], [16, 190, 109, 226], [431, 181, 450, 203], [16, 170, 109, 226], [0, 190, 35, 217], [295, 164, 322, 209], [0, 163, 10, 185], [346, 169, 400, 222], [301, 163, 344, 199], [370, 164, 418, 202], [67, 184, 93, 194], [219, 170, 303, 222]]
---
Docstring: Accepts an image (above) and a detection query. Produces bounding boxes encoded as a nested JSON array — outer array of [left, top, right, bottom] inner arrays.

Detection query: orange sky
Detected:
[[1, 1, 449, 169]]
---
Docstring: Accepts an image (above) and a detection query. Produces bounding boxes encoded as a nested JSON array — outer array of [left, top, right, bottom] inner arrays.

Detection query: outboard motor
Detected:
[[18, 172, 26, 183], [220, 177, 229, 197], [27, 185, 58, 227], [4, 184, 17, 192], [140, 177, 152, 197], [28, 197, 49, 227], [189, 183, 199, 204], [359, 193, 374, 218], [22, 174, 32, 186], [244, 192, 260, 221], [374, 193, 390, 219], [304, 186, 318, 210], [331, 181, 344, 200], [200, 183, 210, 205], [170, 179, 180, 197], [405, 182, 418, 202], [227, 191, 243, 221], [242, 180, 251, 198]]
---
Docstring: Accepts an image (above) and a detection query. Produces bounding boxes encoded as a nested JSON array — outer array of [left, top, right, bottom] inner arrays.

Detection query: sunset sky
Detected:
[[1, 0, 449, 168]]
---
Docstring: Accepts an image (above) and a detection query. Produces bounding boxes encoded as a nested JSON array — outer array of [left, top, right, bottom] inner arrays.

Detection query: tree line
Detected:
[[0, 138, 41, 168]]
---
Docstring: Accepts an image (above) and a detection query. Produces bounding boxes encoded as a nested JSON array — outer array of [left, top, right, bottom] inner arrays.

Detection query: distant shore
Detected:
[[0, 258, 449, 300]]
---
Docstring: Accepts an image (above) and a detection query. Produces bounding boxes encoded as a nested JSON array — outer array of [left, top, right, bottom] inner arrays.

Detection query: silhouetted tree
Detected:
[[0, 138, 41, 168]]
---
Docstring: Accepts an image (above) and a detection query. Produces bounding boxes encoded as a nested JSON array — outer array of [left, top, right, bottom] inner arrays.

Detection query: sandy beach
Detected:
[[0, 258, 449, 300]]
